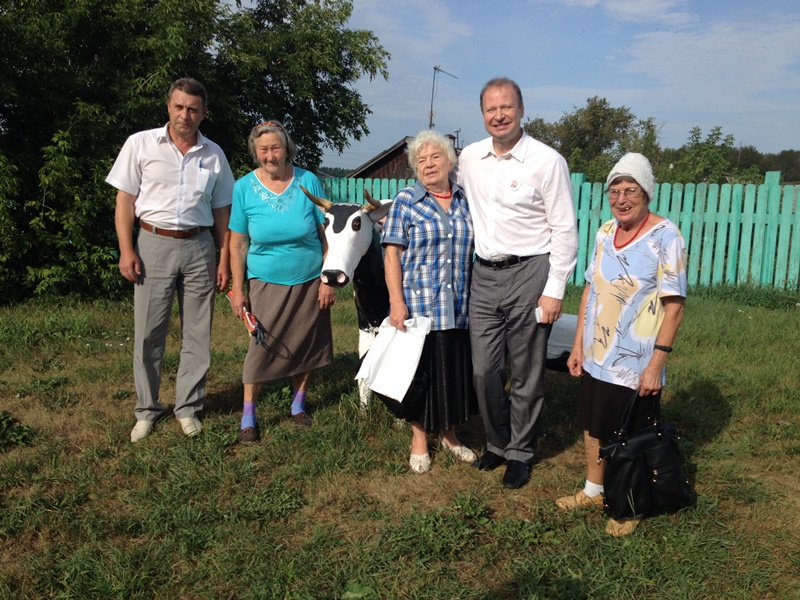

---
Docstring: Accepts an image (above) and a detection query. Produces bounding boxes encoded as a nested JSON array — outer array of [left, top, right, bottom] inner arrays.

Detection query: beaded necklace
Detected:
[[613, 212, 650, 249]]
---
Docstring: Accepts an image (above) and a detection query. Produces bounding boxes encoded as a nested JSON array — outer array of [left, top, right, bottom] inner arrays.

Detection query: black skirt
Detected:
[[378, 328, 477, 432], [576, 372, 659, 441]]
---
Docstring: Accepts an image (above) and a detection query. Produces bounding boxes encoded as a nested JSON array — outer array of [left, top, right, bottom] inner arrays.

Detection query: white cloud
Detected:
[[325, 0, 800, 165], [603, 0, 694, 25], [353, 5, 471, 113], [625, 18, 800, 104], [531, 0, 694, 25]]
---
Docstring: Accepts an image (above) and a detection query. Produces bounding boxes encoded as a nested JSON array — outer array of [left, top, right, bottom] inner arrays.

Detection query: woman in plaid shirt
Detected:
[[380, 130, 479, 474]]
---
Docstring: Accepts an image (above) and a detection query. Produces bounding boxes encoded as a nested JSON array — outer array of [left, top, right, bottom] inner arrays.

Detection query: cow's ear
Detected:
[[368, 200, 393, 223]]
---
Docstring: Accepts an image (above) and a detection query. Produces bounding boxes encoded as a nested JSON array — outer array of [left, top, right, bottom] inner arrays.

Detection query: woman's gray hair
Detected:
[[406, 130, 456, 178], [248, 119, 297, 163]]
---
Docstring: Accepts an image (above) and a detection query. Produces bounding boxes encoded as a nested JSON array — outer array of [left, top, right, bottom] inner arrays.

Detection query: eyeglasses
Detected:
[[607, 187, 642, 199]]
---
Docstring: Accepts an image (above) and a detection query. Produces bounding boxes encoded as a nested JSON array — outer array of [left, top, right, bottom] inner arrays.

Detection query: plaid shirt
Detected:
[[381, 181, 474, 331]]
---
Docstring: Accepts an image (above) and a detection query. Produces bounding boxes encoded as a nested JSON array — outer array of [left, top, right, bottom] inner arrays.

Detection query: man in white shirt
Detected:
[[106, 78, 234, 443], [456, 77, 578, 488]]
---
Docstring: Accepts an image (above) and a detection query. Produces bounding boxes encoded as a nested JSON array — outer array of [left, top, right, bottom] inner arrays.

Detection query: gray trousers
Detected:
[[132, 229, 216, 421], [469, 255, 551, 463]]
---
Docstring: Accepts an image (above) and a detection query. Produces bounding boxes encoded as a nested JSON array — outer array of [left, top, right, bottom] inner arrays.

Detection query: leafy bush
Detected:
[[0, 411, 33, 451], [0, 0, 388, 303]]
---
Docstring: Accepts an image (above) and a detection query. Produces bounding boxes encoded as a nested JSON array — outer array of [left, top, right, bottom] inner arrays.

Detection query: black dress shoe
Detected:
[[472, 451, 506, 471], [502, 460, 532, 489]]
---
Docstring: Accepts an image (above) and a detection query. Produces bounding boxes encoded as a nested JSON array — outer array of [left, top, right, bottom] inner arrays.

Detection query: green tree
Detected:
[[0, 0, 388, 302], [666, 126, 733, 183], [657, 126, 761, 184], [319, 166, 353, 178], [0, 154, 21, 298], [727, 144, 762, 173], [523, 97, 661, 181], [557, 97, 635, 168], [523, 117, 560, 150], [761, 149, 800, 183]]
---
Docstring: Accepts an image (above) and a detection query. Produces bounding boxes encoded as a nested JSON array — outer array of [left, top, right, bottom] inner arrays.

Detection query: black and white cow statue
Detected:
[[300, 186, 578, 407], [301, 186, 393, 406]]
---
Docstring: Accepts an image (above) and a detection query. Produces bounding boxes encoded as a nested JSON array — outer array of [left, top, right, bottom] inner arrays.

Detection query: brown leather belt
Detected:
[[139, 220, 208, 239]]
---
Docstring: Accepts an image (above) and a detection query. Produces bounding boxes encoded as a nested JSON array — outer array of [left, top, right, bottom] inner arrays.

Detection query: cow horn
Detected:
[[363, 189, 382, 212], [300, 185, 334, 211]]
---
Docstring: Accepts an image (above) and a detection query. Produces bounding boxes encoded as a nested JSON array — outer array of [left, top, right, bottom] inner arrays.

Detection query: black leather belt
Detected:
[[140, 220, 208, 239], [476, 255, 533, 270]]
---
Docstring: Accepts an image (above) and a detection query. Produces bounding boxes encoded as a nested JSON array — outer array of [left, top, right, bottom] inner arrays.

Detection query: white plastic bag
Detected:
[[355, 316, 432, 401]]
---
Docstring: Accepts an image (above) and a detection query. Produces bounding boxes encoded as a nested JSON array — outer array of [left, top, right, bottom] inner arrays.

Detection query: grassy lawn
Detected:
[[1, 285, 799, 599]]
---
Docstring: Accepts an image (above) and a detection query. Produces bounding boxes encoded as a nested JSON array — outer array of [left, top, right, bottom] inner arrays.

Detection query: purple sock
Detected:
[[241, 401, 256, 429], [291, 390, 306, 416]]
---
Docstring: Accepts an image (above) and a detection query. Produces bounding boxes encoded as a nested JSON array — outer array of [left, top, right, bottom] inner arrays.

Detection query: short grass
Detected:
[[1, 285, 799, 599]]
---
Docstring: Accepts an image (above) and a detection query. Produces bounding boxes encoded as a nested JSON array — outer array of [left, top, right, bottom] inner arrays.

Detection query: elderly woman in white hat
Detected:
[[555, 153, 687, 537]]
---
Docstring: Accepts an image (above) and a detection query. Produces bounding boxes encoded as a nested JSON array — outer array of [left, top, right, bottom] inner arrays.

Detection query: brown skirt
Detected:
[[242, 278, 333, 384]]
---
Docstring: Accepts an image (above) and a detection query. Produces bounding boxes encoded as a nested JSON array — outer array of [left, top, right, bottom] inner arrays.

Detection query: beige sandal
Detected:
[[555, 490, 604, 510], [605, 517, 641, 537]]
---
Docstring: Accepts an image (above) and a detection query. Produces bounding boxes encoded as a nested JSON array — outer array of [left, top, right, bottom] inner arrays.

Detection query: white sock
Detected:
[[584, 481, 604, 497]]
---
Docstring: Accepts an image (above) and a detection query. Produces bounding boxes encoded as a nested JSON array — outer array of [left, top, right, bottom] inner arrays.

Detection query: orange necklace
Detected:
[[613, 212, 650, 249], [430, 189, 452, 200]]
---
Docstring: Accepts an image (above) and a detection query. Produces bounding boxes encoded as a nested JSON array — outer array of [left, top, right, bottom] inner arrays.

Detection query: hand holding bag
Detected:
[[355, 316, 431, 401], [599, 388, 693, 520]]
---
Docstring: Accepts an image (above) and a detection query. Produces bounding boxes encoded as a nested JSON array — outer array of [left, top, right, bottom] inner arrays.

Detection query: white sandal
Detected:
[[438, 437, 477, 462], [409, 452, 431, 473]]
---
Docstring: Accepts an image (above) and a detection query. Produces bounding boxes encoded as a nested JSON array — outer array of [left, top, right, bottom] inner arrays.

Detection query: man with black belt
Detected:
[[107, 77, 234, 443], [456, 77, 578, 488]]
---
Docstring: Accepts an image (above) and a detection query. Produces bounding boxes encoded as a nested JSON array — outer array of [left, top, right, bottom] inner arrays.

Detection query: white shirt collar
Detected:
[[157, 123, 206, 150]]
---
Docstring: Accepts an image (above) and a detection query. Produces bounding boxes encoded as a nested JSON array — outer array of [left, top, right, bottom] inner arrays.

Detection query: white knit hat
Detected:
[[606, 153, 655, 201]]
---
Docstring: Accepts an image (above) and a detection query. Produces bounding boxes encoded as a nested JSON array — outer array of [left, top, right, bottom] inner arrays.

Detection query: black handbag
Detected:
[[599, 388, 693, 520]]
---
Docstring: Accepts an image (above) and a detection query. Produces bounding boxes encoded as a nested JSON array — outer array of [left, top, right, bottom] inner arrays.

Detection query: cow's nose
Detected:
[[321, 270, 350, 287]]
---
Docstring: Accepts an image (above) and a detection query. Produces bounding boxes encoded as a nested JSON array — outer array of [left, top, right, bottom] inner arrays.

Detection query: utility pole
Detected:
[[428, 65, 458, 129]]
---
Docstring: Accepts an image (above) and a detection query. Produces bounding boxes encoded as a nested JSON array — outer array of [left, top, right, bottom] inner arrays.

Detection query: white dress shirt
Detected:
[[106, 124, 234, 229], [456, 131, 578, 299]]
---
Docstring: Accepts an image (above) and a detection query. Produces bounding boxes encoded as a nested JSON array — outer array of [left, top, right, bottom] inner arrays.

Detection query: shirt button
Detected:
[[447, 284, 451, 289], [447, 233, 452, 238], [446, 259, 451, 264]]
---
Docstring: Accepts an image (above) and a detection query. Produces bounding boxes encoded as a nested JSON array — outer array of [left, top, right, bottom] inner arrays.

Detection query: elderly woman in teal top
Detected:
[[229, 120, 335, 443]]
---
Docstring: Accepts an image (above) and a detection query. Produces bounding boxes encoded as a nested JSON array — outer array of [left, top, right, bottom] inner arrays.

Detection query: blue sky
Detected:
[[321, 0, 800, 169]]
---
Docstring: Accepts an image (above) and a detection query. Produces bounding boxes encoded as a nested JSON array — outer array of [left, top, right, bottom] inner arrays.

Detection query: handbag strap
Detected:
[[614, 387, 663, 438]]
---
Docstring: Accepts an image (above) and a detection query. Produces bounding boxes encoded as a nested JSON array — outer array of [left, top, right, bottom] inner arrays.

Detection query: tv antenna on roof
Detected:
[[428, 65, 458, 129]]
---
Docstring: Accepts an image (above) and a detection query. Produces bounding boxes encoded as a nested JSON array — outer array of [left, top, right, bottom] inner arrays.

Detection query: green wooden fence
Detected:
[[320, 173, 800, 291]]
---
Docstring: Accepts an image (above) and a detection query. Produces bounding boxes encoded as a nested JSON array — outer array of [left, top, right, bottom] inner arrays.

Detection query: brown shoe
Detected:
[[555, 490, 604, 510], [605, 517, 641, 537], [291, 412, 312, 428], [237, 426, 259, 444]]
